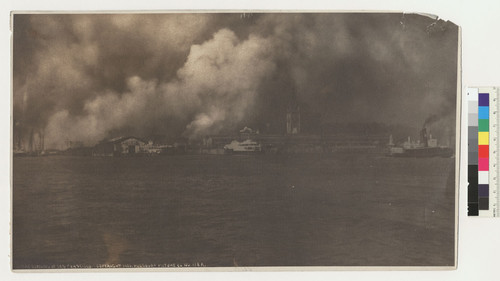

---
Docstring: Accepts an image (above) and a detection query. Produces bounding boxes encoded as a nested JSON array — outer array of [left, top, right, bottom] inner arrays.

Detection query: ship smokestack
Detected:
[[420, 127, 428, 147]]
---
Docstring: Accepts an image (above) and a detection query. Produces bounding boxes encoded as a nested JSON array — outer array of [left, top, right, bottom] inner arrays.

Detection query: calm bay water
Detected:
[[12, 153, 455, 268]]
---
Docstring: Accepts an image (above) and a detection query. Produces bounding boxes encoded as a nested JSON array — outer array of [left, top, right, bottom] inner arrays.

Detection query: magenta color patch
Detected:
[[478, 157, 489, 171]]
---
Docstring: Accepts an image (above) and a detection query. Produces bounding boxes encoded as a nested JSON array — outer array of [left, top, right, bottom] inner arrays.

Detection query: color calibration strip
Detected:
[[467, 87, 499, 217]]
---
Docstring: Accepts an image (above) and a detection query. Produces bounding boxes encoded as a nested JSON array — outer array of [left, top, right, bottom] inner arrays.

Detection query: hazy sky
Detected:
[[12, 13, 458, 148]]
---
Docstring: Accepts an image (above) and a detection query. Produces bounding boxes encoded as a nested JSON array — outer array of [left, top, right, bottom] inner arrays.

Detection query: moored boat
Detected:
[[387, 128, 453, 158], [223, 139, 262, 154]]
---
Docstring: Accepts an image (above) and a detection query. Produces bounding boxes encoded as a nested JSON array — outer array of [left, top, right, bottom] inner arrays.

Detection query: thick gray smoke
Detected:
[[43, 28, 277, 147], [13, 13, 459, 149]]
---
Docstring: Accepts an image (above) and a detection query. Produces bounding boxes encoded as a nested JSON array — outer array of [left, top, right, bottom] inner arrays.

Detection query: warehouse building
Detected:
[[92, 136, 147, 156]]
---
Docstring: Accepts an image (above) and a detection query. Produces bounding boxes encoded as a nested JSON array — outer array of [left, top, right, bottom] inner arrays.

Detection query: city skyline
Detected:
[[13, 13, 458, 149]]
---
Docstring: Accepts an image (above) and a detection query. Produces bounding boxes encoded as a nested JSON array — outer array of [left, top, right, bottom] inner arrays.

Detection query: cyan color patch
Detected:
[[478, 106, 489, 119]]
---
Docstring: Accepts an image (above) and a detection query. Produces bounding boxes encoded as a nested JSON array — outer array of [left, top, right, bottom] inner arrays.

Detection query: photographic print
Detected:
[[12, 12, 459, 269]]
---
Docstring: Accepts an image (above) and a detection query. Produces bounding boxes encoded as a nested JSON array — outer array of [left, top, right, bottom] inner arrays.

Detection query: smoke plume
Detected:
[[13, 13, 459, 149], [42, 28, 277, 148]]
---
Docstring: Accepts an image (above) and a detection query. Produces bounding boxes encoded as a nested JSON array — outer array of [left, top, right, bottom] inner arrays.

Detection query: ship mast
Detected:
[[28, 129, 34, 153], [39, 129, 44, 152]]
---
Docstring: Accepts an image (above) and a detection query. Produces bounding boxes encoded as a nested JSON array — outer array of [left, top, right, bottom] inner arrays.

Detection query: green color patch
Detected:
[[479, 119, 489, 132]]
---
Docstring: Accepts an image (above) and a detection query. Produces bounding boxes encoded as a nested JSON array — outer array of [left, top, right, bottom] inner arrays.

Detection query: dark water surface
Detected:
[[13, 154, 456, 268]]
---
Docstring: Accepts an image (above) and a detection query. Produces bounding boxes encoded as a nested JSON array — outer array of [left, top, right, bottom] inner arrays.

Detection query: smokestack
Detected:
[[420, 127, 428, 147]]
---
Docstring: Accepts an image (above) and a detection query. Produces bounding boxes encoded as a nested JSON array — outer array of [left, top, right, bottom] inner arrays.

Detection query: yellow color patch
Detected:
[[478, 132, 489, 145]]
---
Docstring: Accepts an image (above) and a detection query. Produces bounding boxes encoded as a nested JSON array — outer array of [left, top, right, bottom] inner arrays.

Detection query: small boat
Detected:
[[223, 139, 262, 154]]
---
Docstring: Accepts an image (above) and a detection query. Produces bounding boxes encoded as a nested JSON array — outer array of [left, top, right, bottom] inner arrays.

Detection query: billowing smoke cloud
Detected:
[[166, 29, 277, 137], [13, 13, 459, 149], [43, 28, 277, 148]]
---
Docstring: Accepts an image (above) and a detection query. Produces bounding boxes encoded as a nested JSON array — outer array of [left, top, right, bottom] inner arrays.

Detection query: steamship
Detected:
[[387, 127, 453, 158]]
